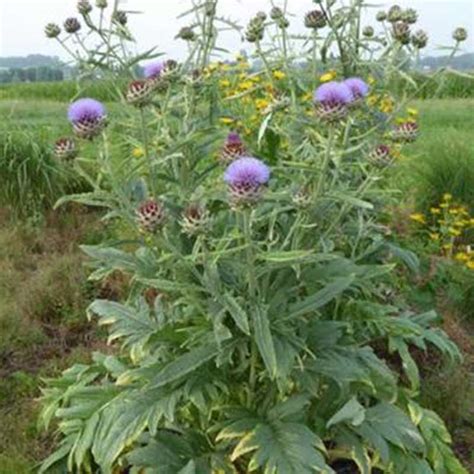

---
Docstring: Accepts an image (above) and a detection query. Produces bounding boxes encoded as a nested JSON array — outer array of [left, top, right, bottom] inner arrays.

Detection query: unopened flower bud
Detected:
[[45, 23, 61, 38], [391, 121, 418, 143], [54, 137, 77, 160], [126, 80, 153, 107], [220, 132, 247, 164], [368, 145, 392, 167], [245, 15, 266, 42], [204, 0, 216, 16], [113, 10, 128, 26], [376, 11, 387, 22], [292, 187, 312, 208], [402, 8, 418, 24], [412, 30, 428, 49], [363, 26, 374, 38], [387, 5, 403, 23], [77, 0, 92, 15], [64, 17, 81, 34], [181, 204, 210, 236], [304, 10, 327, 29], [96, 0, 107, 8], [392, 21, 411, 45], [177, 26, 196, 41], [137, 199, 165, 233], [453, 27, 468, 42]]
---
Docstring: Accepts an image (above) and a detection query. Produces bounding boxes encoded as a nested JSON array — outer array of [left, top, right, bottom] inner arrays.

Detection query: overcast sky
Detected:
[[0, 0, 473, 61]]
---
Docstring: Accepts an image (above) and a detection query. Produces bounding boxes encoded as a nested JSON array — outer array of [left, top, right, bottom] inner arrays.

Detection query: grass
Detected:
[[0, 208, 115, 472], [393, 99, 474, 213], [0, 80, 122, 103]]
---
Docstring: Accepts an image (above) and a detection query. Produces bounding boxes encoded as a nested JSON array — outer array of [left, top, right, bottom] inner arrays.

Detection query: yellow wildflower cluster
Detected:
[[410, 193, 474, 270], [319, 70, 337, 83], [368, 93, 395, 114]]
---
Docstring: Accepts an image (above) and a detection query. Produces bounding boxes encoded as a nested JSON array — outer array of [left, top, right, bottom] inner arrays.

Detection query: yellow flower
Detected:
[[443, 243, 453, 250], [219, 79, 231, 88], [455, 252, 469, 262], [430, 207, 441, 215], [379, 96, 394, 114], [367, 94, 379, 106], [442, 193, 453, 201], [132, 147, 144, 159], [449, 208, 460, 215], [219, 117, 235, 125], [448, 227, 462, 237], [255, 98, 270, 111], [410, 213, 426, 224], [302, 92, 313, 102], [239, 80, 254, 91], [469, 218, 474, 227], [367, 75, 376, 85], [466, 261, 474, 270], [320, 70, 337, 83], [273, 70, 286, 80], [429, 233, 440, 241], [407, 107, 419, 117], [439, 203, 449, 209]]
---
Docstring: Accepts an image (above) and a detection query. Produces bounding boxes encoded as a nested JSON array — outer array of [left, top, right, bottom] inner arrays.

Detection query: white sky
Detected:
[[0, 0, 473, 60]]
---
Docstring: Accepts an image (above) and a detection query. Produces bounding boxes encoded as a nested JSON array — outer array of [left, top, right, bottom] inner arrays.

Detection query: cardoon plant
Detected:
[[39, 1, 470, 473]]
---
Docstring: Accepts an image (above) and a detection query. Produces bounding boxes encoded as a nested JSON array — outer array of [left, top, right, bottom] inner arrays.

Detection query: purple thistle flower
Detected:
[[224, 157, 270, 205], [314, 81, 353, 105], [313, 81, 353, 121], [143, 61, 165, 79], [343, 77, 369, 100], [68, 98, 106, 139], [227, 132, 243, 144], [68, 98, 106, 124], [220, 132, 247, 164], [224, 157, 270, 187]]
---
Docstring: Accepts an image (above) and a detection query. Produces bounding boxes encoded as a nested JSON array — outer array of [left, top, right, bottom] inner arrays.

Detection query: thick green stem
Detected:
[[139, 108, 156, 196], [315, 127, 335, 200]]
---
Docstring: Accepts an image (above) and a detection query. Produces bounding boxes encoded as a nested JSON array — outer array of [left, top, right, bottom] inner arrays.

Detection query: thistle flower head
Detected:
[[314, 81, 353, 105], [68, 98, 106, 123], [220, 132, 247, 164], [224, 157, 270, 187], [224, 157, 270, 205], [343, 77, 370, 100], [143, 61, 165, 79], [68, 98, 107, 139], [314, 81, 353, 121]]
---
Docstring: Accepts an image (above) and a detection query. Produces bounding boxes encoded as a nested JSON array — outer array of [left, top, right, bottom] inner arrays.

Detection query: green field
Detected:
[[0, 95, 473, 472]]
